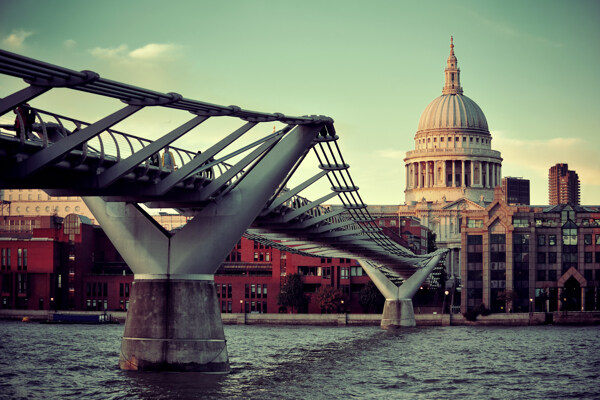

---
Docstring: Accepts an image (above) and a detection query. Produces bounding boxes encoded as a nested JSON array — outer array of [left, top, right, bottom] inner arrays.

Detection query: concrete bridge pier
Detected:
[[120, 278, 228, 372], [381, 299, 416, 328]]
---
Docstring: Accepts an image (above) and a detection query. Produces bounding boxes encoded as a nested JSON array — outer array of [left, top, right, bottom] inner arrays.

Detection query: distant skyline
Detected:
[[1, 0, 599, 205]]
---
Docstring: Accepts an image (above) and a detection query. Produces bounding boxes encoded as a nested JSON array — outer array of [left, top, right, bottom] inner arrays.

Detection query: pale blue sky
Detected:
[[1, 0, 599, 205]]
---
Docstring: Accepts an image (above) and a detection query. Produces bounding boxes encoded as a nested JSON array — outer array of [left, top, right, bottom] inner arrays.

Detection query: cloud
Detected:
[[493, 130, 600, 186], [90, 44, 128, 60], [129, 43, 180, 60], [64, 39, 76, 49], [89, 43, 181, 62], [2, 29, 33, 49]]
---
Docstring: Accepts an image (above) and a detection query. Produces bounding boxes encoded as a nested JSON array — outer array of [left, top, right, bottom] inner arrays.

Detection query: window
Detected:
[[537, 252, 546, 264], [548, 252, 557, 264], [537, 235, 545, 246], [467, 219, 483, 228], [341, 267, 349, 280], [254, 252, 258, 261], [596, 235, 600, 245], [350, 266, 363, 276], [548, 270, 557, 281], [227, 284, 232, 298], [263, 285, 268, 298], [390, 220, 397, 227], [584, 252, 592, 263], [549, 235, 557, 246], [513, 218, 529, 228], [584, 234, 592, 245], [537, 270, 546, 281]]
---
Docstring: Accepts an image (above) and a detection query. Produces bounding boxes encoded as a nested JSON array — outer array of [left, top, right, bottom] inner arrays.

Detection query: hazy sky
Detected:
[[1, 0, 599, 205]]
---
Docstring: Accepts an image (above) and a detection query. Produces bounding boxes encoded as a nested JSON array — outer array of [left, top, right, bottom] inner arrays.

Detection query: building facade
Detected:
[[0, 214, 134, 311], [460, 188, 600, 313], [548, 163, 580, 205], [400, 38, 503, 288], [404, 37, 502, 205], [502, 177, 530, 205]]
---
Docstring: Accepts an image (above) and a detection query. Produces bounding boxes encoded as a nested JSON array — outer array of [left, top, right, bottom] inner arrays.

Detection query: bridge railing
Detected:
[[0, 106, 243, 185]]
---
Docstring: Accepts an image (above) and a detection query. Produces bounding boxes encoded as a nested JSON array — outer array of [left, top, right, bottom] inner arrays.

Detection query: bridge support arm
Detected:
[[359, 249, 448, 329], [82, 123, 322, 372]]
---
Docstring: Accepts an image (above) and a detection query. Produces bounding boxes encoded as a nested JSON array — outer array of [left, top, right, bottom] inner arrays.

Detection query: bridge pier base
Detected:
[[120, 278, 229, 372], [381, 299, 415, 329]]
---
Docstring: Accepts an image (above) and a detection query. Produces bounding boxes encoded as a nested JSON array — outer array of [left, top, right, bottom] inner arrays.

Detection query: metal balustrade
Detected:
[[0, 48, 447, 283]]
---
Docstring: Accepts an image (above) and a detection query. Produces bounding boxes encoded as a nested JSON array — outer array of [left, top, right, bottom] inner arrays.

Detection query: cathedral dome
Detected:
[[417, 94, 488, 133]]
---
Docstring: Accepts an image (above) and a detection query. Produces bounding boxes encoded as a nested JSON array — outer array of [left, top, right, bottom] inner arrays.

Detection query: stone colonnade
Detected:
[[405, 160, 501, 190]]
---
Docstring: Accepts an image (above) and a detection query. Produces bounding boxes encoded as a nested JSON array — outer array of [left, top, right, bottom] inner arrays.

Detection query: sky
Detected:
[[1, 0, 599, 206]]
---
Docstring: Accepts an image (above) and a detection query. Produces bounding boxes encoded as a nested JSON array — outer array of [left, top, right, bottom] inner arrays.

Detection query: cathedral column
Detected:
[[498, 165, 502, 184], [486, 162, 490, 188], [406, 164, 410, 190], [461, 160, 465, 187], [470, 160, 474, 187], [478, 161, 483, 188], [418, 162, 422, 188], [426, 161, 430, 187], [491, 163, 495, 187], [452, 160, 456, 187], [443, 160, 447, 187]]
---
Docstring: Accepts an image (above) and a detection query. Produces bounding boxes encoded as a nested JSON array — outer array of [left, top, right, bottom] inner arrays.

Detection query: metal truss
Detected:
[[0, 49, 447, 283]]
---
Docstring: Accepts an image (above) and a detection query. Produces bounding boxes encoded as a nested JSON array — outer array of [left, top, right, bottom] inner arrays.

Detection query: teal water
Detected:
[[0, 322, 598, 399]]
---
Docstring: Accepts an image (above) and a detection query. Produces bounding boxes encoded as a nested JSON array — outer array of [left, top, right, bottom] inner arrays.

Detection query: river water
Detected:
[[0, 321, 599, 399]]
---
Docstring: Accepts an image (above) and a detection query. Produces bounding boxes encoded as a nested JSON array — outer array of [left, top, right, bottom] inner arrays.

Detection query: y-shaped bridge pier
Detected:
[[0, 50, 447, 372]]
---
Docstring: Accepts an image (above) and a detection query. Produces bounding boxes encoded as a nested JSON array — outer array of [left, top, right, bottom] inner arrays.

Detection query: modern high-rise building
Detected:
[[549, 163, 580, 205], [502, 177, 530, 205]]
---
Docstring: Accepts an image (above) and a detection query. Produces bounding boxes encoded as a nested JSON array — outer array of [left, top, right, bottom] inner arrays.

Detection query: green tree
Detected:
[[277, 273, 307, 313], [359, 281, 385, 313], [316, 285, 344, 313]]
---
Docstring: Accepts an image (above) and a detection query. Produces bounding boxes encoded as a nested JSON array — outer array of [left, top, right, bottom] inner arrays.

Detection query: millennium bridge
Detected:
[[0, 49, 447, 372]]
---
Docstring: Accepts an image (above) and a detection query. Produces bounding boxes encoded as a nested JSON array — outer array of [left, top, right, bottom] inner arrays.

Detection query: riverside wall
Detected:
[[2, 310, 600, 326]]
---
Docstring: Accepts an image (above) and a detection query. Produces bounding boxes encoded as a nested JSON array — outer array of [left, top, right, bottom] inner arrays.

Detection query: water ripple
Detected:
[[0, 322, 599, 399]]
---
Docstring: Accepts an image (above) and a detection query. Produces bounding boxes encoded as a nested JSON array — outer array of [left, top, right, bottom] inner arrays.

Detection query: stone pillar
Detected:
[[470, 160, 474, 187], [425, 161, 430, 187], [381, 299, 416, 328], [443, 160, 447, 187], [452, 160, 456, 187], [120, 279, 228, 372], [486, 162, 490, 188], [406, 164, 410, 190], [478, 162, 483, 188], [461, 160, 465, 187], [417, 162, 422, 188]]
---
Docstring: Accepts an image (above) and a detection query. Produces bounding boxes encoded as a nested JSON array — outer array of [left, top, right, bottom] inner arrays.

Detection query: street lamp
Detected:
[[443, 290, 449, 314], [529, 297, 533, 320]]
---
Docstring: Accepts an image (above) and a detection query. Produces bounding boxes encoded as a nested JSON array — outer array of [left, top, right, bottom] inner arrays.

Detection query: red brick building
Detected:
[[0, 214, 133, 311], [1, 212, 431, 314]]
